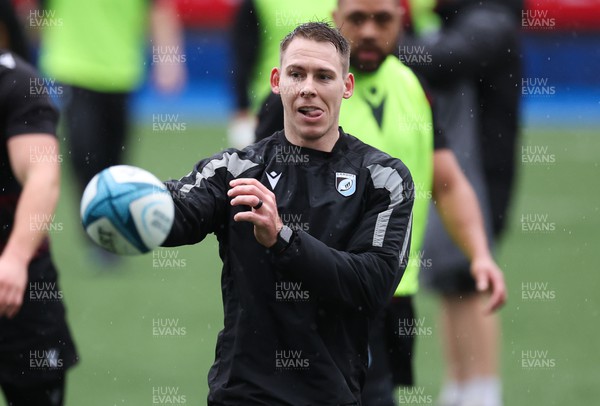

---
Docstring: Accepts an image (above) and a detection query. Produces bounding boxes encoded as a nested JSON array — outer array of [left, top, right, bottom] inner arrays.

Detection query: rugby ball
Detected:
[[80, 165, 174, 255]]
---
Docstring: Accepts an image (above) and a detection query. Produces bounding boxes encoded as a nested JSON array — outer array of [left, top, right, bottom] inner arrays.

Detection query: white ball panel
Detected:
[[85, 217, 143, 255], [107, 165, 167, 189], [129, 192, 175, 249]]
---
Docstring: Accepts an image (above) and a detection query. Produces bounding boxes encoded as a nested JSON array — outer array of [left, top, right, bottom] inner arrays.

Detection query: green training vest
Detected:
[[39, 0, 149, 92], [408, 0, 441, 35], [340, 56, 434, 296]]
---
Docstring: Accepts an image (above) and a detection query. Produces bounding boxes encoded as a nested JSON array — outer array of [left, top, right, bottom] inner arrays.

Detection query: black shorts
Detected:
[[419, 264, 477, 295], [1, 378, 66, 406], [0, 254, 78, 386], [362, 296, 416, 406]]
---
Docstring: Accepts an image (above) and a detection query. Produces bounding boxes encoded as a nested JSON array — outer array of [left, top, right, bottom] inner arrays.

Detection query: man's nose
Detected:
[[359, 19, 378, 40], [299, 76, 316, 97]]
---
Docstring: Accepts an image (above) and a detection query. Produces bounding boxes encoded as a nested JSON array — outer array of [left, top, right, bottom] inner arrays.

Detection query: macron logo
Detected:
[[267, 171, 282, 190]]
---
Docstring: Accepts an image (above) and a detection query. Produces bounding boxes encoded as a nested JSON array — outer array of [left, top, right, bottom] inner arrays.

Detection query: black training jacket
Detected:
[[163, 128, 414, 405]]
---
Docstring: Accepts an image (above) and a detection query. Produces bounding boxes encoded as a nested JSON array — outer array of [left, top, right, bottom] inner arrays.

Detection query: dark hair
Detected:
[[280, 21, 350, 73]]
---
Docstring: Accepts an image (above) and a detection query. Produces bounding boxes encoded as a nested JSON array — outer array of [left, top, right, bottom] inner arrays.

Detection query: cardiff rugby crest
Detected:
[[336, 172, 356, 197]]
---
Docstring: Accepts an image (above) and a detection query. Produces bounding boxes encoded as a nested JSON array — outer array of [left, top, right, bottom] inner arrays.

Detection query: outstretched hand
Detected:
[[228, 178, 282, 247]]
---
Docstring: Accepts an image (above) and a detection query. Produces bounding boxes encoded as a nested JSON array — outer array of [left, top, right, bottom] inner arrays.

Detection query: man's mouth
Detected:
[[356, 47, 381, 62], [298, 106, 324, 118]]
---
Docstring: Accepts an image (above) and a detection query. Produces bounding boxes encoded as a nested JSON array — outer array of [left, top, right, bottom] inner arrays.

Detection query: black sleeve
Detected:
[[231, 0, 259, 110], [161, 151, 233, 246], [411, 71, 447, 151], [272, 159, 415, 314], [401, 4, 519, 87], [1, 52, 58, 139], [255, 91, 284, 141], [430, 96, 448, 150]]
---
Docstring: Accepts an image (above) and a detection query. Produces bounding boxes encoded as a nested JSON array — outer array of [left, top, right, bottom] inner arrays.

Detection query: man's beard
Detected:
[[349, 45, 386, 73]]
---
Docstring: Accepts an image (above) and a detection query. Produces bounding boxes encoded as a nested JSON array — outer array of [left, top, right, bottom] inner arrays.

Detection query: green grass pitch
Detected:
[[2, 124, 598, 405]]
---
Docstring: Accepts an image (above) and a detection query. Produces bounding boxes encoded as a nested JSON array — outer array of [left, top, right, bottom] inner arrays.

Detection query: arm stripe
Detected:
[[367, 164, 404, 209], [399, 211, 413, 265], [372, 209, 393, 247], [180, 152, 259, 194]]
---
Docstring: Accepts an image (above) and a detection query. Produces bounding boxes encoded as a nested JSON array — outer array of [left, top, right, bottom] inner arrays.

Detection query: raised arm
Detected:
[[228, 160, 414, 314], [162, 151, 252, 246], [281, 163, 414, 313]]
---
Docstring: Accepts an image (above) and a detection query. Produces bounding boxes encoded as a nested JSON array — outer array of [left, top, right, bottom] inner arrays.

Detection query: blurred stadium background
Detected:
[[5, 0, 600, 404]]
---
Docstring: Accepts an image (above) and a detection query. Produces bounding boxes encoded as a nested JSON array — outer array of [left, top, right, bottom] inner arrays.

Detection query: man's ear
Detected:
[[270, 67, 281, 94], [343, 72, 354, 99]]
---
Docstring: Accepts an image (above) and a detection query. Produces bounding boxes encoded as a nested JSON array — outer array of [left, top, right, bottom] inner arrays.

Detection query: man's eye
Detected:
[[290, 71, 301, 79], [349, 15, 366, 25], [375, 14, 392, 25], [319, 74, 332, 80]]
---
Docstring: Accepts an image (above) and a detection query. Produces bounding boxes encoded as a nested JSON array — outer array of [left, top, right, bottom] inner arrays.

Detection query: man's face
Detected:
[[333, 0, 402, 72], [271, 38, 354, 148]]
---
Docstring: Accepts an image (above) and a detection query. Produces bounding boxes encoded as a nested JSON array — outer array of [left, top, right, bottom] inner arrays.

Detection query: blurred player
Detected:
[[255, 1, 506, 404], [38, 0, 186, 200], [401, 1, 522, 404], [0, 48, 77, 406], [163, 22, 414, 405], [0, 0, 31, 62]]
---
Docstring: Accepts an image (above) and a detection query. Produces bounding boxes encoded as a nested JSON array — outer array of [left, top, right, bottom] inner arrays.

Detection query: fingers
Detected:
[[229, 178, 271, 194], [5, 301, 21, 319], [228, 178, 280, 247], [229, 179, 271, 200], [471, 258, 507, 314], [0, 285, 23, 319], [476, 272, 489, 292], [230, 194, 263, 210], [0, 258, 27, 319], [482, 270, 507, 314], [228, 178, 275, 212]]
